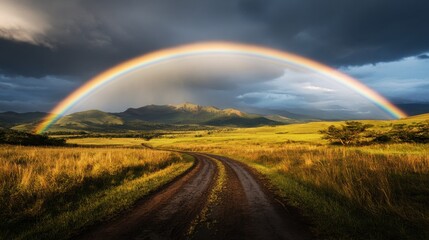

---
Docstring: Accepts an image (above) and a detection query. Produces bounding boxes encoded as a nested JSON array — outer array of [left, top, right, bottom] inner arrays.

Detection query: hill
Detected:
[[12, 103, 284, 132], [0, 111, 46, 127], [117, 103, 272, 125], [55, 110, 124, 130], [403, 113, 429, 121], [264, 114, 301, 124]]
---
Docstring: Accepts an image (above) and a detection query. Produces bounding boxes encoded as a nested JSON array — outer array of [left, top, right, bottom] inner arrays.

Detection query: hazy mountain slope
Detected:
[[54, 110, 124, 130], [205, 115, 279, 127], [0, 111, 46, 127], [264, 114, 300, 124]]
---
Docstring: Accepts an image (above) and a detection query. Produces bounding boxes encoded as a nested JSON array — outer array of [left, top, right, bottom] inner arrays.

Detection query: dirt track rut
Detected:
[[77, 153, 313, 240]]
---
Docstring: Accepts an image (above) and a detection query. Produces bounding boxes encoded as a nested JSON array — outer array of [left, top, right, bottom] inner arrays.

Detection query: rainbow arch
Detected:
[[35, 42, 407, 134]]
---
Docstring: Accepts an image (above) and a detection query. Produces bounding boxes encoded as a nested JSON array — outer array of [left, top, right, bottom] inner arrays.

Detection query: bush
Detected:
[[319, 121, 373, 145], [320, 121, 429, 145], [0, 129, 65, 146], [374, 121, 429, 143]]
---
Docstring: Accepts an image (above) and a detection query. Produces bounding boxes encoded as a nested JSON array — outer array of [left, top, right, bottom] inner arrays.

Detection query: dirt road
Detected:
[[78, 153, 313, 240]]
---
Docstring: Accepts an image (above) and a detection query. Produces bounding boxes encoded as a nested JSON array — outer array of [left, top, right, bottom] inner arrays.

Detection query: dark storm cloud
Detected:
[[1, 0, 429, 116], [238, 0, 429, 66], [1, 0, 429, 78], [0, 74, 79, 112], [0, 0, 253, 78]]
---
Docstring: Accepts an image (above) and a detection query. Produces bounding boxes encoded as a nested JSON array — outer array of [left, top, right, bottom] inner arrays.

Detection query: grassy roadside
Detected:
[[0, 146, 194, 239], [147, 134, 429, 239], [242, 160, 429, 240], [176, 144, 429, 240]]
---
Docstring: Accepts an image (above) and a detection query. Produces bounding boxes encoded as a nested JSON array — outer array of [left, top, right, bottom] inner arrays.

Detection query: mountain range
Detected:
[[1, 103, 300, 132]]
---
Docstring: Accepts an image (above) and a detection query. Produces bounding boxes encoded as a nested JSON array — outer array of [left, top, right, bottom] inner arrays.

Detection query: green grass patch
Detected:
[[243, 162, 429, 240]]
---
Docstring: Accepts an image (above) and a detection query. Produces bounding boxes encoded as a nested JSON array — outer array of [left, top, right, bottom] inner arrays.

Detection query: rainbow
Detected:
[[35, 42, 407, 134]]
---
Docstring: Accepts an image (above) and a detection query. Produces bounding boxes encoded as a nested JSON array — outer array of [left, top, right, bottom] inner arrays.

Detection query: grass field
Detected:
[[68, 115, 429, 239], [66, 113, 429, 148], [168, 143, 429, 239], [3, 114, 427, 239], [0, 146, 194, 239]]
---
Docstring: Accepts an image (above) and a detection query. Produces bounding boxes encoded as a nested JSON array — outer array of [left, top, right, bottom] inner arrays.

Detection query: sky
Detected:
[[1, 0, 429, 119]]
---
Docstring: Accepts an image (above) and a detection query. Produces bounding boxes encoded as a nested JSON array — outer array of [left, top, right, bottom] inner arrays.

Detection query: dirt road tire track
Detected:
[[77, 152, 313, 240], [78, 154, 217, 240], [206, 154, 313, 240]]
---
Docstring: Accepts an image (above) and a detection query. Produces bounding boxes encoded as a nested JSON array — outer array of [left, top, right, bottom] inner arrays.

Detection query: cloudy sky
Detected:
[[1, 0, 428, 119]]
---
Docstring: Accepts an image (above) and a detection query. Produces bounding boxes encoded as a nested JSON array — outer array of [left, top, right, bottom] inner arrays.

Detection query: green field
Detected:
[[67, 114, 429, 239], [67, 113, 429, 148]]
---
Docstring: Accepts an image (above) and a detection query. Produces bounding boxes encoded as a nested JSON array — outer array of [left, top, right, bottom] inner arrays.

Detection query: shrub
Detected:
[[321, 121, 429, 145], [319, 121, 373, 145], [0, 129, 65, 146], [392, 121, 429, 143]]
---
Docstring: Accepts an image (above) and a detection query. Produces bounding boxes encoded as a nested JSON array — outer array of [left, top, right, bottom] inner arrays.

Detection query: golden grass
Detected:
[[0, 145, 193, 239], [172, 143, 427, 210], [65, 117, 429, 238], [164, 140, 429, 238], [67, 137, 147, 146], [66, 121, 429, 222], [18, 160, 193, 239]]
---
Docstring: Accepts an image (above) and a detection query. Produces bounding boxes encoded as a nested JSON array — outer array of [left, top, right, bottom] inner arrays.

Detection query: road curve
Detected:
[[202, 154, 313, 240], [77, 153, 313, 240]]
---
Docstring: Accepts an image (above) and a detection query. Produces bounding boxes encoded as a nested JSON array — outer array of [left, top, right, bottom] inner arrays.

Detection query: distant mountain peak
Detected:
[[223, 108, 244, 117], [169, 102, 244, 116], [171, 102, 206, 112], [171, 102, 199, 108]]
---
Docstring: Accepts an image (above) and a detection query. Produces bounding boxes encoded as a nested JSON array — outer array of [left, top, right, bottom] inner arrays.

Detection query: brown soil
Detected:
[[76, 153, 314, 240], [206, 154, 314, 240]]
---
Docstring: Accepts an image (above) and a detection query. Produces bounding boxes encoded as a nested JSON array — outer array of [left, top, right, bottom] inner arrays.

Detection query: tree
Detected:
[[319, 121, 373, 145], [387, 121, 429, 143], [412, 121, 429, 143]]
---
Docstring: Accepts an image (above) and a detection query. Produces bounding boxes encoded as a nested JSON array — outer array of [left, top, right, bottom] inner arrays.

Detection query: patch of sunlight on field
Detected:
[[64, 123, 373, 148], [143, 124, 329, 148], [67, 137, 145, 146]]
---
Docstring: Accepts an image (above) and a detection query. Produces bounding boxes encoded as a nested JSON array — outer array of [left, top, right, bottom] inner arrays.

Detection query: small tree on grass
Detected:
[[412, 121, 429, 143], [386, 121, 429, 143], [320, 121, 373, 146]]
